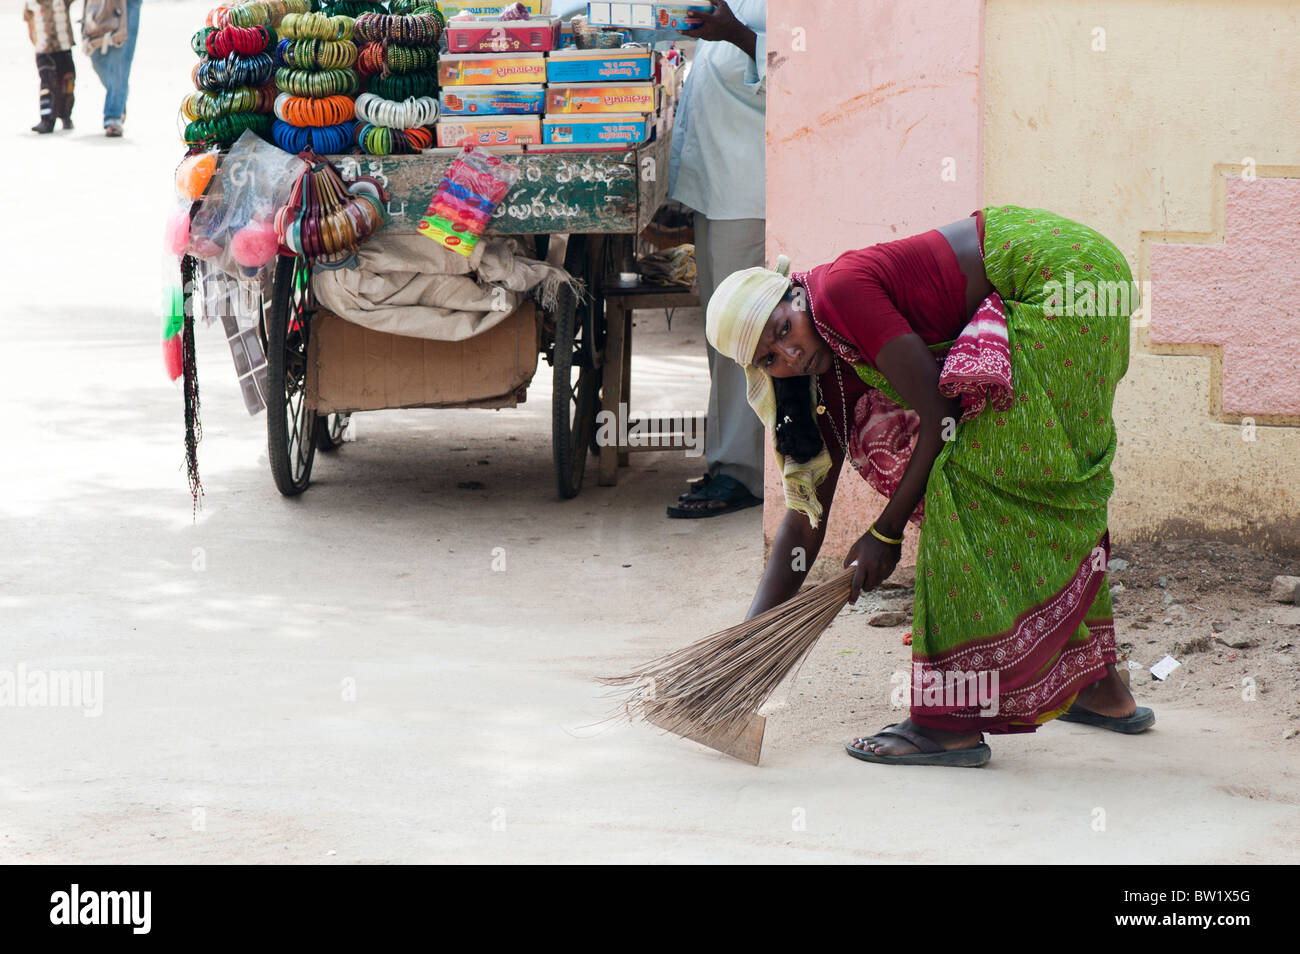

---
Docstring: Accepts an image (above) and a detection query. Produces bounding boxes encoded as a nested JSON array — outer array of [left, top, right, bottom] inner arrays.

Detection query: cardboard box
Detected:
[[445, 16, 562, 53], [309, 302, 539, 413], [546, 48, 653, 83], [437, 115, 542, 146], [651, 3, 713, 30], [542, 113, 647, 146], [545, 82, 656, 114], [439, 0, 551, 15], [438, 52, 547, 86], [440, 84, 546, 115], [586, 2, 653, 27], [586, 2, 711, 29]]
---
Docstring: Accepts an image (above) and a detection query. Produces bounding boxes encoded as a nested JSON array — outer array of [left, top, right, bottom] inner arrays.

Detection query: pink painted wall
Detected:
[[1149, 176, 1300, 416], [763, 0, 985, 571]]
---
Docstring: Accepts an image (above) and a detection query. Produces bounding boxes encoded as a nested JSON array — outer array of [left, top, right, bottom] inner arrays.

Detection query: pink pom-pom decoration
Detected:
[[164, 208, 192, 256], [230, 219, 280, 268], [162, 333, 184, 382]]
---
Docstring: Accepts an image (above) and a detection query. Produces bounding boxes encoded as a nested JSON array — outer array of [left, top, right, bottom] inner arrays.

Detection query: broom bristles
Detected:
[[601, 568, 856, 741]]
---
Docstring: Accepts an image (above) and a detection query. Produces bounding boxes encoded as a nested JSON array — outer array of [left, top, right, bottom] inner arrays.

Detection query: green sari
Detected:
[[854, 206, 1132, 733]]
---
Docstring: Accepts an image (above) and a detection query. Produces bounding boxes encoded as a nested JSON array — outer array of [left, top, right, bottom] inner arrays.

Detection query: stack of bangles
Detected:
[[318, 0, 387, 18], [193, 24, 276, 57], [278, 11, 356, 42], [208, 0, 308, 29], [192, 53, 275, 91], [271, 120, 355, 154], [275, 37, 357, 70], [275, 67, 359, 98], [365, 70, 438, 101], [353, 123, 434, 155], [273, 92, 355, 126], [387, 0, 445, 20], [354, 92, 437, 128], [353, 12, 442, 46], [356, 42, 433, 77], [181, 85, 276, 122], [183, 111, 272, 146]]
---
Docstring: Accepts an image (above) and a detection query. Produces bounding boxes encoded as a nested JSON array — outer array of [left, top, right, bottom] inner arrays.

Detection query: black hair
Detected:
[[772, 375, 825, 464], [767, 282, 826, 464]]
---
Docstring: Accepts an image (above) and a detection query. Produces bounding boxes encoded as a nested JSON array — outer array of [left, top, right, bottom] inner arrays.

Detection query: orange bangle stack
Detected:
[[273, 92, 355, 127]]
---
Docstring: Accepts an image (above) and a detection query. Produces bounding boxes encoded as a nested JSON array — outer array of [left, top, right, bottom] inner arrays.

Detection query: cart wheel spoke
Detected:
[[552, 276, 600, 500], [266, 255, 319, 496]]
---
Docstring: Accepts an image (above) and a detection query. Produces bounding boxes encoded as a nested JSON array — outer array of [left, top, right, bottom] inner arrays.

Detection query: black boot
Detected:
[[32, 53, 57, 134]]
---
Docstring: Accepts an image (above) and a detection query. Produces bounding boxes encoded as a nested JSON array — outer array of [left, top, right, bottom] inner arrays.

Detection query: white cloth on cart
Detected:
[[310, 232, 574, 342]]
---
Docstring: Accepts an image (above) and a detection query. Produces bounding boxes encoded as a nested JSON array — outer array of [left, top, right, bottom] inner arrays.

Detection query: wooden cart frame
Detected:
[[239, 134, 698, 500]]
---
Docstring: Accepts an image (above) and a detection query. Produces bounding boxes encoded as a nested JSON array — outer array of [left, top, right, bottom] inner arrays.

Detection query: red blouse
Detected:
[[798, 210, 985, 459]]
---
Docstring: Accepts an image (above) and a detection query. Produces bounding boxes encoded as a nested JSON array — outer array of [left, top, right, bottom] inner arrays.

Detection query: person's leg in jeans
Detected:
[[90, 0, 140, 130], [671, 213, 767, 514]]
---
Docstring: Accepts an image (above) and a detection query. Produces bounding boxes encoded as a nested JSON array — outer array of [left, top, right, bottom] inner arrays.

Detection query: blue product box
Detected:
[[546, 48, 653, 83], [440, 84, 546, 115], [542, 113, 648, 146]]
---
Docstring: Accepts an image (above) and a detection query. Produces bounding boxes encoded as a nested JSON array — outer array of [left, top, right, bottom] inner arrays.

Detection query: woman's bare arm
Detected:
[[745, 450, 844, 619], [841, 333, 962, 601]]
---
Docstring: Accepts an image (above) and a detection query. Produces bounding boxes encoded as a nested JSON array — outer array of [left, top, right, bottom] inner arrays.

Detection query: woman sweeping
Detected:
[[704, 205, 1153, 767]]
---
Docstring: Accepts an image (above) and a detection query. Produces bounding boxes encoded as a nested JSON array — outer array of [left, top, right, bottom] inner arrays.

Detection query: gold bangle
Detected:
[[868, 524, 904, 546]]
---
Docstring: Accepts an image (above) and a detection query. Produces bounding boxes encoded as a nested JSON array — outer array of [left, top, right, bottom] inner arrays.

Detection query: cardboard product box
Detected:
[[546, 48, 653, 83], [585, 2, 712, 29], [545, 82, 656, 114], [445, 15, 562, 53], [438, 52, 547, 86], [437, 115, 543, 146], [585, 2, 653, 27], [651, 3, 713, 30], [542, 113, 648, 146], [439, 0, 551, 15], [308, 301, 539, 414], [440, 84, 546, 116]]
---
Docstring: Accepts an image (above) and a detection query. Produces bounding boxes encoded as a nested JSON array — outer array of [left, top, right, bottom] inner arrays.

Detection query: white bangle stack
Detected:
[[354, 92, 439, 128]]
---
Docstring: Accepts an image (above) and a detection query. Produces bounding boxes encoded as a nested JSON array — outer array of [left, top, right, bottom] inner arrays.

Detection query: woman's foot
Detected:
[[1057, 663, 1155, 733], [849, 719, 984, 756], [32, 117, 55, 134], [1071, 664, 1135, 718], [847, 720, 991, 767], [105, 120, 123, 138]]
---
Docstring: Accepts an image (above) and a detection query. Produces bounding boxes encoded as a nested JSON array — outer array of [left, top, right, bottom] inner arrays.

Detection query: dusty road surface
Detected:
[[1, 2, 1297, 864]]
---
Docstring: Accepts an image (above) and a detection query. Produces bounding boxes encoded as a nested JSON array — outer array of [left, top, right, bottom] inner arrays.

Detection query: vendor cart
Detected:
[[242, 132, 699, 501]]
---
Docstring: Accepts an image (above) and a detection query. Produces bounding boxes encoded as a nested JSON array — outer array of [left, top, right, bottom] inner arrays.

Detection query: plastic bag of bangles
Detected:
[[187, 129, 308, 280], [416, 145, 522, 258]]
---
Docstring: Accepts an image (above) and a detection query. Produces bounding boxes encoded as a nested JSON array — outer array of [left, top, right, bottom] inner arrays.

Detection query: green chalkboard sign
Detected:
[[327, 135, 671, 236]]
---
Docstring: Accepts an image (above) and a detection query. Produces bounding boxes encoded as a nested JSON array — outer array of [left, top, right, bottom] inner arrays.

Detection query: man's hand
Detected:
[[678, 2, 756, 59], [844, 531, 902, 604]]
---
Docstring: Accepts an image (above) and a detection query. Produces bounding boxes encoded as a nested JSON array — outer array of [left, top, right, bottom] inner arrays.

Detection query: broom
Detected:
[[601, 567, 857, 764]]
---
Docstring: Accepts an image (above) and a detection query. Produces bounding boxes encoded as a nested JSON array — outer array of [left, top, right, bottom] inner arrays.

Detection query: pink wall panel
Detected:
[[763, 0, 985, 567], [1149, 176, 1300, 416]]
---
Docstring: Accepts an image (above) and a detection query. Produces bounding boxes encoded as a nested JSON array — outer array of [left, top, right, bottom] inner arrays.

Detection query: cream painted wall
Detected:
[[983, 0, 1300, 554]]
